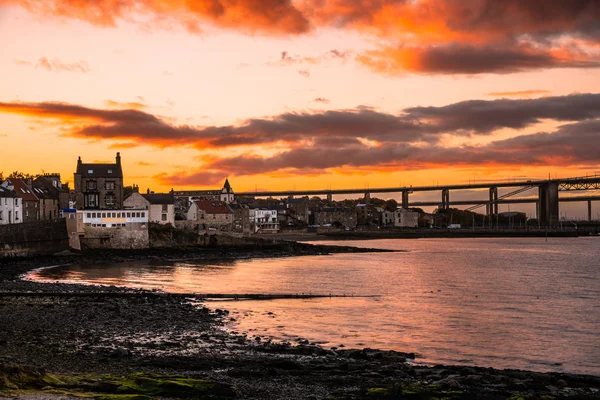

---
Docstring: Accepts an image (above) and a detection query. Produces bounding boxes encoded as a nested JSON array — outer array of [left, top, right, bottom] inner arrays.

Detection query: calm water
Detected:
[[30, 238, 600, 375]]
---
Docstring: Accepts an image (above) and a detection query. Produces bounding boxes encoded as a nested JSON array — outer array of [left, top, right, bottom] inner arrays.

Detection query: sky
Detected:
[[1, 0, 600, 217]]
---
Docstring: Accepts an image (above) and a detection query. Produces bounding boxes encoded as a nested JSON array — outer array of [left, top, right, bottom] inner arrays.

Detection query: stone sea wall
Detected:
[[0, 219, 69, 258]]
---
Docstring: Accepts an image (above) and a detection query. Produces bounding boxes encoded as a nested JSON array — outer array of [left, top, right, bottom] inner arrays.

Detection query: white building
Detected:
[[0, 186, 23, 225], [250, 209, 279, 233], [394, 208, 419, 228], [124, 191, 175, 225]]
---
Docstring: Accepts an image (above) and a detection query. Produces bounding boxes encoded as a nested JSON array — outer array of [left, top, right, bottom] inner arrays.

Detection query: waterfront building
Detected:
[[74, 152, 124, 210], [186, 200, 234, 230], [33, 174, 70, 219], [250, 208, 280, 233], [124, 190, 175, 225], [394, 208, 419, 228], [310, 206, 357, 228], [0, 186, 22, 225], [1, 178, 39, 222]]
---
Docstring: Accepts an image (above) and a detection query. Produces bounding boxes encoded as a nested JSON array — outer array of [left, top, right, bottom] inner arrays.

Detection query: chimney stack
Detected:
[[116, 152, 121, 165], [77, 156, 82, 165]]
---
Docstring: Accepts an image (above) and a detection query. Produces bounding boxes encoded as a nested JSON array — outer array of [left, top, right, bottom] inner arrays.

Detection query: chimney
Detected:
[[77, 156, 82, 165], [146, 188, 150, 194], [133, 184, 139, 193], [116, 152, 121, 165]]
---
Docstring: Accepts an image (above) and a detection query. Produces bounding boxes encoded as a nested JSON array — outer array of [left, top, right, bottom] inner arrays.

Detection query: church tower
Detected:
[[220, 179, 234, 203]]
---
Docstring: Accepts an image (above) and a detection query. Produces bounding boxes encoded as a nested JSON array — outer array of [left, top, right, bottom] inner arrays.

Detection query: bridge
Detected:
[[232, 175, 600, 226]]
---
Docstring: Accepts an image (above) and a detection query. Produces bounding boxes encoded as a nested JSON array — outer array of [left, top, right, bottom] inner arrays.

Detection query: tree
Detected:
[[384, 199, 398, 211]]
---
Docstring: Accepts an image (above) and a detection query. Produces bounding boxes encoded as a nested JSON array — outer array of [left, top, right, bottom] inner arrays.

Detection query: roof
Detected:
[[0, 186, 17, 198], [142, 193, 174, 205], [4, 178, 39, 202], [287, 198, 308, 205], [223, 179, 232, 191], [194, 200, 233, 214], [76, 162, 122, 178]]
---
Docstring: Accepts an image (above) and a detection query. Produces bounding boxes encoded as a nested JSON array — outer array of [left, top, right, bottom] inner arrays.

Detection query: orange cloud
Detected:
[[487, 90, 551, 98], [5, 0, 309, 35], [105, 100, 146, 110]]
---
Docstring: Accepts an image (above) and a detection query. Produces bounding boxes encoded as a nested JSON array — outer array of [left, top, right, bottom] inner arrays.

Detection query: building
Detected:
[[33, 174, 70, 219], [287, 197, 309, 223], [74, 152, 124, 210], [173, 179, 235, 217], [64, 209, 149, 249], [310, 207, 357, 228], [394, 208, 419, 228], [186, 200, 234, 229], [0, 186, 22, 225], [230, 203, 251, 233], [124, 191, 175, 225], [250, 208, 279, 233], [1, 178, 39, 222], [376, 207, 395, 227]]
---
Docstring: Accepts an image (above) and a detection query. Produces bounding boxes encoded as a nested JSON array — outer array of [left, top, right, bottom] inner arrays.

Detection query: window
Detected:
[[102, 212, 106, 218], [105, 181, 115, 190], [126, 212, 131, 218], [0, 211, 2, 220], [161, 214, 167, 221], [213, 214, 216, 219], [141, 212, 146, 218], [15, 211, 19, 220], [105, 194, 116, 206], [112, 212, 116, 218], [135, 212, 140, 218], [162, 204, 168, 212], [107, 169, 113, 174], [88, 170, 93, 174], [87, 181, 97, 190], [200, 214, 205, 219]]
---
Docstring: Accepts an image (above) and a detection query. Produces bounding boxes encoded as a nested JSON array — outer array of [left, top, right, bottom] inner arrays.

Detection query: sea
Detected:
[[30, 237, 600, 376]]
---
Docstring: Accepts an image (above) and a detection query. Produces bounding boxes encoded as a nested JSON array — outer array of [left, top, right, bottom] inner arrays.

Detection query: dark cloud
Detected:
[[405, 93, 600, 134], [357, 44, 600, 75], [314, 97, 330, 104], [2, 94, 600, 149], [201, 119, 600, 176], [298, 69, 310, 77]]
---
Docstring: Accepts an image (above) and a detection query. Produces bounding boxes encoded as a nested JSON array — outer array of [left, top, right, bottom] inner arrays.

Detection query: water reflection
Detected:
[[30, 237, 600, 375]]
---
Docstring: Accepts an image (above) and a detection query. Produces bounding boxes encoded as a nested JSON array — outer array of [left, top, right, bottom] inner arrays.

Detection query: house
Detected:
[[287, 197, 309, 223], [1, 178, 39, 222], [173, 180, 235, 217], [376, 207, 395, 227], [310, 207, 357, 228], [230, 203, 251, 233], [33, 174, 70, 219], [0, 186, 22, 225], [187, 200, 234, 230], [250, 208, 279, 233], [124, 190, 175, 225], [394, 208, 419, 228], [74, 152, 124, 210]]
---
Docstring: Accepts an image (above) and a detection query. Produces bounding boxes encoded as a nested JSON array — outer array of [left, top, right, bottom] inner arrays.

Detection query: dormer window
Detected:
[[88, 170, 93, 174], [108, 169, 112, 174]]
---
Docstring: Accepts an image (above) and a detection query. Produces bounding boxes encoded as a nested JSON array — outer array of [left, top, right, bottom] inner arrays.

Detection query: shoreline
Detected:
[[1, 245, 599, 399]]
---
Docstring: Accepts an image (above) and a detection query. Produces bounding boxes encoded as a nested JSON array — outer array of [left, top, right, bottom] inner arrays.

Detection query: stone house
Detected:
[[311, 207, 357, 228], [394, 208, 419, 228], [187, 200, 234, 229], [33, 174, 70, 216], [230, 203, 251, 233], [124, 191, 175, 225], [0, 186, 22, 225], [286, 197, 309, 224], [1, 178, 39, 222], [74, 153, 124, 210]]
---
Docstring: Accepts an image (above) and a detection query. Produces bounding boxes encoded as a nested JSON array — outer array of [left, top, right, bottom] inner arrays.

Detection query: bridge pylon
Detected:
[[539, 182, 559, 227]]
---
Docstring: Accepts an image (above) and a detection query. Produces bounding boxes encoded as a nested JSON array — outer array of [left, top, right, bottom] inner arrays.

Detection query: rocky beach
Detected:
[[1, 244, 599, 399]]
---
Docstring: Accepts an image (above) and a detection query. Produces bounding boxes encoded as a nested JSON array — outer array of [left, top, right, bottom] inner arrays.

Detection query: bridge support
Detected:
[[441, 189, 450, 210], [327, 193, 332, 202], [539, 182, 559, 227], [402, 191, 410, 209], [487, 187, 498, 216], [364, 192, 371, 205], [588, 200, 593, 221]]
